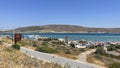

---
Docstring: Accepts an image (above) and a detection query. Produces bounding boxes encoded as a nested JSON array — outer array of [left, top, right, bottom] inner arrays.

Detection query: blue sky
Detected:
[[0, 0, 120, 29]]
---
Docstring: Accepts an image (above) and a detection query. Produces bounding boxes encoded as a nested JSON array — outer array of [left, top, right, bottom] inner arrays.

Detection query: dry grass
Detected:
[[0, 45, 64, 68], [55, 52, 78, 60], [17, 39, 81, 60], [1, 38, 13, 44], [2, 38, 83, 60], [86, 53, 120, 68], [87, 54, 106, 67]]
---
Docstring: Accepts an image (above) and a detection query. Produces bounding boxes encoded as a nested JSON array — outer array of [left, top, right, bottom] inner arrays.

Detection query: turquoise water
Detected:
[[1, 33, 120, 42], [39, 33, 120, 42]]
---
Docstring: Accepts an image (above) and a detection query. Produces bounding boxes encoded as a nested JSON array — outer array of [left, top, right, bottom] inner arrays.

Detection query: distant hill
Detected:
[[5, 25, 120, 33]]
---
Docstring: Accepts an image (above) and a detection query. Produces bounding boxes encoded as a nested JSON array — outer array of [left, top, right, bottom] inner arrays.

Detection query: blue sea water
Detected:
[[39, 33, 120, 42], [1, 33, 120, 42]]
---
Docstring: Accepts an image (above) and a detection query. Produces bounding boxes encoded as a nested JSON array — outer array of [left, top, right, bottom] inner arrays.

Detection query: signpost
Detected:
[[14, 33, 22, 43]]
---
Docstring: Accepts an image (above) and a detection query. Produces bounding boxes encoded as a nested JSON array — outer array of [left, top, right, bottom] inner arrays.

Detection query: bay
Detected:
[[1, 33, 120, 42]]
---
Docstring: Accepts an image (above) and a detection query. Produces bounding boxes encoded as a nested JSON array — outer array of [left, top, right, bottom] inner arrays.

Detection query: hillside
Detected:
[[5, 25, 120, 33], [0, 43, 63, 68]]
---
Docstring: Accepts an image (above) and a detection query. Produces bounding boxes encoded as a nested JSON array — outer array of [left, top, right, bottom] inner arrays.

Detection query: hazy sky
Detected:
[[0, 0, 120, 29]]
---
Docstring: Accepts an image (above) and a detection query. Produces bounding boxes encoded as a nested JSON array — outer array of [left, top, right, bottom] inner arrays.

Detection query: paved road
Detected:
[[3, 43, 100, 68]]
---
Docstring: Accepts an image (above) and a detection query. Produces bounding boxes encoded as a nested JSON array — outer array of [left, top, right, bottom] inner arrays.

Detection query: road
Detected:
[[3, 43, 100, 68]]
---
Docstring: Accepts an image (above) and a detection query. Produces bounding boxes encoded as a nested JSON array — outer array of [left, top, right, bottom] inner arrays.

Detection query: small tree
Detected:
[[12, 44, 20, 50]]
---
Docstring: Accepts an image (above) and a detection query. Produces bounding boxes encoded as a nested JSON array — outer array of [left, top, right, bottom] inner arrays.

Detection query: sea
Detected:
[[1, 32, 120, 42]]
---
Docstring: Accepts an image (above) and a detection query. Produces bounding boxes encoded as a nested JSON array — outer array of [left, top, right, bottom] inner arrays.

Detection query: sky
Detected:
[[0, 0, 120, 29]]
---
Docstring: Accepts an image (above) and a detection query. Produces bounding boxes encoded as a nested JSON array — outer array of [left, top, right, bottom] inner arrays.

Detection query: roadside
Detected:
[[3, 42, 101, 68], [0, 42, 63, 68], [1, 37, 104, 68], [1, 38, 86, 60]]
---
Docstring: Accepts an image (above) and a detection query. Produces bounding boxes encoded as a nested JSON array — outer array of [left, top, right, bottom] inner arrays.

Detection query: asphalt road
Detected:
[[3, 43, 100, 68]]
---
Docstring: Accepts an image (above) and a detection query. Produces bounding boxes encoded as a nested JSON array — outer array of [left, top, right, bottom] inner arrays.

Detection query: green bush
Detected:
[[70, 43, 75, 48], [12, 44, 20, 50], [107, 46, 116, 51], [116, 45, 120, 49], [109, 63, 120, 68], [35, 47, 57, 53], [0, 41, 2, 44]]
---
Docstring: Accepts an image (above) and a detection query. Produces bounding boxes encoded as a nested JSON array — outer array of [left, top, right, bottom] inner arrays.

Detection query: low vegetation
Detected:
[[11, 44, 20, 50], [0, 44, 70, 68], [70, 43, 75, 48], [2, 37, 87, 60], [17, 38, 87, 60], [107, 46, 116, 51], [35, 46, 58, 53], [94, 46, 106, 55], [0, 41, 2, 44], [87, 45, 120, 68], [1, 37, 13, 44], [106, 44, 120, 51], [109, 63, 120, 68]]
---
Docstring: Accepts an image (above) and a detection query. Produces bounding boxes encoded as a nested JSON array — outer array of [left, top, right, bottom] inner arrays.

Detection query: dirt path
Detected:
[[78, 49, 107, 68], [78, 49, 96, 63]]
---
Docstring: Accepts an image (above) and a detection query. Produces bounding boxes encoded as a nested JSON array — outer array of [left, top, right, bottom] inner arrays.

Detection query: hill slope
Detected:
[[6, 25, 120, 33]]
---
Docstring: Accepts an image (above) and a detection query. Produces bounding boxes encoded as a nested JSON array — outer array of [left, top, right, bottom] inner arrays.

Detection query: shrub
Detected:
[[116, 45, 120, 49], [42, 41, 48, 46], [35, 47, 57, 53], [12, 44, 20, 50], [107, 46, 116, 51], [70, 43, 75, 48], [87, 45, 95, 49], [95, 47, 106, 55], [109, 63, 120, 68], [65, 50, 71, 54], [0, 41, 2, 44], [32, 41, 38, 47]]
